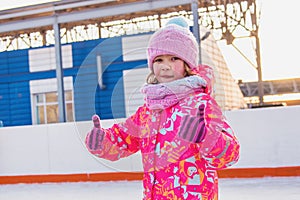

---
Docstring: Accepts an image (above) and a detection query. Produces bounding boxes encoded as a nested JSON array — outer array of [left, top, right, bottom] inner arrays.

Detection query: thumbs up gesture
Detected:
[[86, 114, 105, 150]]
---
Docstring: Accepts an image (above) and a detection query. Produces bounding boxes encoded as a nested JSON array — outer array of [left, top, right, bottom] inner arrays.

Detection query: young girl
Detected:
[[85, 17, 240, 200]]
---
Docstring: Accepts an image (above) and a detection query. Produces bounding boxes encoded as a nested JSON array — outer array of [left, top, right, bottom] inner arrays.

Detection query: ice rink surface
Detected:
[[1, 176, 300, 200]]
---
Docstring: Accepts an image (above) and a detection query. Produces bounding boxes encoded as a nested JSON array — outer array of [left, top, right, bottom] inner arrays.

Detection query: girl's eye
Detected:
[[171, 57, 180, 61], [154, 58, 163, 63]]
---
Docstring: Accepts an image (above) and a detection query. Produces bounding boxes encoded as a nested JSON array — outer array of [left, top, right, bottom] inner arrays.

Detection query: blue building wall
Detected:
[[0, 35, 147, 127], [0, 49, 32, 126]]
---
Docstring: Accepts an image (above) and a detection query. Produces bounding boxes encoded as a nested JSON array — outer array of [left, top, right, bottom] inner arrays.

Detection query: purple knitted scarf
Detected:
[[141, 76, 207, 110]]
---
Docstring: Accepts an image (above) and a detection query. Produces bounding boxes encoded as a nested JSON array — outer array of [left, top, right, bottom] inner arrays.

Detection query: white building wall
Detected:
[[0, 106, 300, 176]]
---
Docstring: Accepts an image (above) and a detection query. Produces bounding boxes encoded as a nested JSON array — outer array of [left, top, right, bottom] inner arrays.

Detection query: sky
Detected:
[[0, 0, 299, 82], [219, 0, 300, 81], [0, 0, 59, 11]]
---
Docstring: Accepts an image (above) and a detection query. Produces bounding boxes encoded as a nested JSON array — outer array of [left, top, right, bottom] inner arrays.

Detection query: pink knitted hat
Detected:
[[147, 17, 199, 70]]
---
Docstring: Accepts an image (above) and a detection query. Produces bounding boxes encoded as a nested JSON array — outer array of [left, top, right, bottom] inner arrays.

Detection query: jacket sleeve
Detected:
[[198, 95, 240, 169], [85, 108, 143, 161]]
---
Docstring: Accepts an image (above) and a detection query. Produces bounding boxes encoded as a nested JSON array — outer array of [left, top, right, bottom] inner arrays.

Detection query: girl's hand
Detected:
[[177, 104, 207, 143], [92, 114, 101, 128], [86, 114, 105, 150]]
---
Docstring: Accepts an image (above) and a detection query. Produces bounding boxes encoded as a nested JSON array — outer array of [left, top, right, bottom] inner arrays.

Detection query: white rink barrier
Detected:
[[0, 106, 300, 183]]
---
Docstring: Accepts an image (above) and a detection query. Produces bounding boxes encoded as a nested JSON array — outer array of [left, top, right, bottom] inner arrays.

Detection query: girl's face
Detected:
[[152, 55, 186, 83]]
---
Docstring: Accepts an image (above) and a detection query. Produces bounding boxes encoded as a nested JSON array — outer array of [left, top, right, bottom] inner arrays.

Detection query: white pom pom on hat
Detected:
[[166, 16, 189, 28], [147, 16, 199, 70]]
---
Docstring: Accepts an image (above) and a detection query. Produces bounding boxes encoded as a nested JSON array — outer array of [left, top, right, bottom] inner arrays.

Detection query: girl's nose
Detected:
[[160, 63, 171, 71]]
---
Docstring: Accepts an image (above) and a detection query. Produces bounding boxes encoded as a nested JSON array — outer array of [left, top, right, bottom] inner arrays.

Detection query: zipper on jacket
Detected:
[[151, 109, 165, 199]]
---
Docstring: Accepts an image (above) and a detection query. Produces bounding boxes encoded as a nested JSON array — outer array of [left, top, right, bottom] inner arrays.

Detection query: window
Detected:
[[30, 77, 74, 124], [34, 91, 74, 124]]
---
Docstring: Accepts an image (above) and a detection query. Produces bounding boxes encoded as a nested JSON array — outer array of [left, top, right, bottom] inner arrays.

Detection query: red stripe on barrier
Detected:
[[1, 166, 299, 185]]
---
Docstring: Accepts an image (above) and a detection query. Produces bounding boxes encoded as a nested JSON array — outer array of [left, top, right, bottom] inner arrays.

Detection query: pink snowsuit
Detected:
[[85, 66, 240, 200]]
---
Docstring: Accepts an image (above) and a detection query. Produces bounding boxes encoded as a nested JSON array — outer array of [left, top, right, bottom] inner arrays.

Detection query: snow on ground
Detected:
[[1, 177, 300, 200]]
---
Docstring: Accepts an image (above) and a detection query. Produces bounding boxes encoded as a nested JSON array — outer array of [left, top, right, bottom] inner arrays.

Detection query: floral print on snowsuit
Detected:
[[85, 65, 240, 200]]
